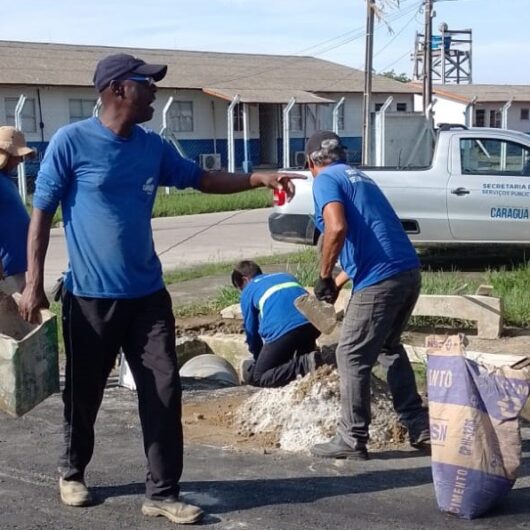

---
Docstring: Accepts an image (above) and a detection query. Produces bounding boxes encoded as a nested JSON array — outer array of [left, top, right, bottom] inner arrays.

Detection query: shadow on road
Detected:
[[91, 467, 433, 512], [89, 469, 530, 521]]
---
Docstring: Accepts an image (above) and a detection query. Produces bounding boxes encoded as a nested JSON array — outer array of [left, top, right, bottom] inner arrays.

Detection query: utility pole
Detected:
[[423, 0, 433, 115], [362, 0, 375, 165]]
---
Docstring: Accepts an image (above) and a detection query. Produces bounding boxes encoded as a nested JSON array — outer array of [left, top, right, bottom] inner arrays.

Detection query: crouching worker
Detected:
[[231, 260, 335, 388]]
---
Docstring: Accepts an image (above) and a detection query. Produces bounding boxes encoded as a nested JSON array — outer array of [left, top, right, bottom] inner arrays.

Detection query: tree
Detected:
[[381, 69, 411, 83]]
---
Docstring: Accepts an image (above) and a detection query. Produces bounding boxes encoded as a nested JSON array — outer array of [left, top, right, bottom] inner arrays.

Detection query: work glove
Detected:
[[314, 276, 338, 304]]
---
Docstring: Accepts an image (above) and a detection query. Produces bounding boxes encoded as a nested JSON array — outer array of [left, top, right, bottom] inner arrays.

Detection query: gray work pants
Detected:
[[336, 268, 428, 446]]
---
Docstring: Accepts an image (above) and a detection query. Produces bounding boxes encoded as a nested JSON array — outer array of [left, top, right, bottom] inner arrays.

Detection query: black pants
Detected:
[[59, 288, 182, 500], [251, 323, 320, 388]]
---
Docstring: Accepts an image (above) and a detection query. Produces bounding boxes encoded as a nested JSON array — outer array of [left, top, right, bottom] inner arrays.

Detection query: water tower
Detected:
[[412, 23, 472, 84]]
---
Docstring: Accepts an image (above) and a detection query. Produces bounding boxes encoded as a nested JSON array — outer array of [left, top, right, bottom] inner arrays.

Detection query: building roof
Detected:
[[430, 84, 530, 103], [0, 41, 417, 100], [202, 88, 333, 104]]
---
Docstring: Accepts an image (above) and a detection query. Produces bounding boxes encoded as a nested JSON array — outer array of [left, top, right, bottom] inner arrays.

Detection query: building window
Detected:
[[169, 101, 193, 132], [521, 108, 529, 120], [375, 103, 383, 111], [289, 104, 303, 132], [233, 103, 243, 132], [396, 103, 407, 112], [474, 109, 485, 127], [69, 99, 97, 123], [5, 97, 37, 133], [489, 109, 501, 128]]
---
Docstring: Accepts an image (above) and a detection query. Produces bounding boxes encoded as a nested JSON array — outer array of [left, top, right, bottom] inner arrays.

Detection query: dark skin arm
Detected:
[[18, 208, 53, 323], [198, 170, 304, 198], [320, 201, 348, 279]]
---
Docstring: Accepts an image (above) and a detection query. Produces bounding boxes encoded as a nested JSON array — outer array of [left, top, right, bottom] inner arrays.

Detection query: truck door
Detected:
[[447, 136, 530, 241]]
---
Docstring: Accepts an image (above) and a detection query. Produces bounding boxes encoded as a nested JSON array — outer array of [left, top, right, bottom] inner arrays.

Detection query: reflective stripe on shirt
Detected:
[[258, 281, 301, 314]]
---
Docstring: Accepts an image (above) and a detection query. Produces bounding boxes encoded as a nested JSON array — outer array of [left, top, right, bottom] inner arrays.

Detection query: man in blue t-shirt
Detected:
[[18, 53, 301, 525], [231, 260, 334, 388], [0, 126, 35, 294], [306, 131, 429, 461]]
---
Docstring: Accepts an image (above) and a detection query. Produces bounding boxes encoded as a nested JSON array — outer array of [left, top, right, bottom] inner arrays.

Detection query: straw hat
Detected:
[[0, 126, 36, 169]]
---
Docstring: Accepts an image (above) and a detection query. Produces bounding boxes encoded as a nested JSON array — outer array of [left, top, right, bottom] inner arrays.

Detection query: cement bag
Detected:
[[427, 334, 530, 519]]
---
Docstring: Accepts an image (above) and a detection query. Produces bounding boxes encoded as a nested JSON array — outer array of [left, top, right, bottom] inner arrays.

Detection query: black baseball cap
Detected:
[[305, 130, 345, 156], [93, 53, 168, 92]]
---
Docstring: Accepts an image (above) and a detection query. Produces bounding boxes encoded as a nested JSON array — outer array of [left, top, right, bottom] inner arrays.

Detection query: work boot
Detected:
[[311, 434, 368, 460], [307, 347, 337, 372], [316, 346, 337, 368], [142, 497, 204, 524], [239, 358, 255, 385], [59, 477, 93, 507], [410, 427, 431, 454]]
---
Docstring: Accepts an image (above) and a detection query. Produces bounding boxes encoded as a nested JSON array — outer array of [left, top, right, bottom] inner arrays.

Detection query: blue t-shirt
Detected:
[[313, 162, 419, 292], [0, 171, 30, 276], [240, 272, 310, 357], [33, 117, 203, 298]]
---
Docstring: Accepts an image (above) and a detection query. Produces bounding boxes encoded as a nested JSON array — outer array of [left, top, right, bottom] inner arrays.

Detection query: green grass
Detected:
[[487, 266, 530, 327], [163, 248, 317, 285], [152, 188, 271, 217], [167, 248, 530, 328], [174, 285, 240, 318], [30, 187, 272, 227]]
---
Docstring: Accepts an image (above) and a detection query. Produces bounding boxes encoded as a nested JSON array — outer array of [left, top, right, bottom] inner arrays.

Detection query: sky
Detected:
[[3, 0, 528, 84]]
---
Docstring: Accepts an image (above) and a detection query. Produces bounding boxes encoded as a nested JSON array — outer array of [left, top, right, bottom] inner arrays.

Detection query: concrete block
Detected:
[[197, 334, 250, 367], [475, 284, 494, 296], [0, 294, 59, 417], [412, 294, 503, 339]]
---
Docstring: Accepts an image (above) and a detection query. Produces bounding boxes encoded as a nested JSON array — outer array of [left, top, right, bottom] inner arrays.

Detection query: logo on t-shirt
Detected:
[[142, 177, 155, 195], [346, 168, 373, 184]]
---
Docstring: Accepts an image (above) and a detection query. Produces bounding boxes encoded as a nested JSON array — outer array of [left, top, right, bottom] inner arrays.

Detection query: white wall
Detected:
[[0, 85, 262, 142], [289, 92, 416, 139], [433, 96, 467, 126], [0, 86, 102, 142], [414, 92, 530, 133], [153, 89, 260, 140], [0, 84, 420, 143]]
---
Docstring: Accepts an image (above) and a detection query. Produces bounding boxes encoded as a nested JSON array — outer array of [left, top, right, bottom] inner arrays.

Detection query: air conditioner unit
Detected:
[[199, 153, 222, 171], [293, 151, 306, 168]]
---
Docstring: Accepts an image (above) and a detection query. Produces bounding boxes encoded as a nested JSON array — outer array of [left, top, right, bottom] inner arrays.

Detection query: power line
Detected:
[[207, 0, 423, 87], [378, 47, 413, 72], [373, 8, 421, 59]]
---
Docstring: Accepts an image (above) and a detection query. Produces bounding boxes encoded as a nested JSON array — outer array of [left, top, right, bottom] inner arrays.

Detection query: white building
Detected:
[[413, 84, 530, 133], [0, 40, 418, 174]]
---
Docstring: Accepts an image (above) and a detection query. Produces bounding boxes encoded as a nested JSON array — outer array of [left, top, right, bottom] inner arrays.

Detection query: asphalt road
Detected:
[[44, 208, 300, 292], [1, 385, 530, 530]]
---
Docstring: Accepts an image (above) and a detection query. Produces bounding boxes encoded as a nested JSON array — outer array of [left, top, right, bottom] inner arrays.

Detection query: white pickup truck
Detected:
[[269, 126, 530, 247]]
